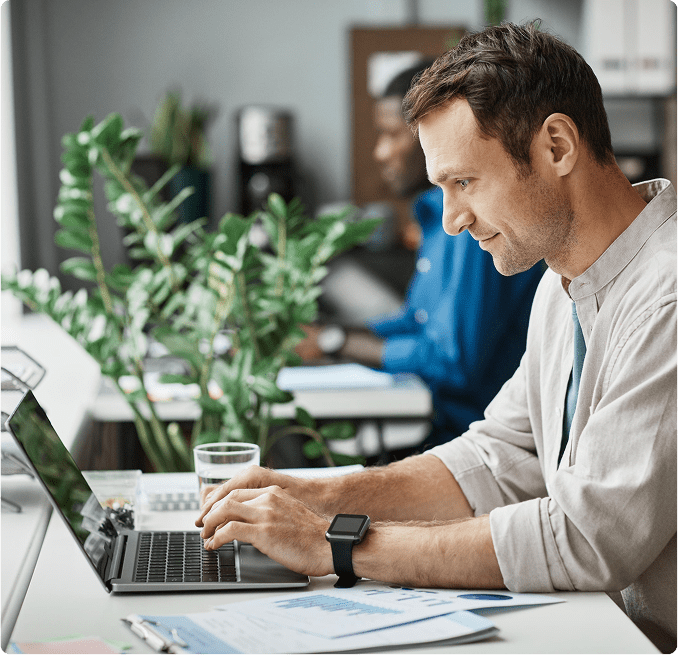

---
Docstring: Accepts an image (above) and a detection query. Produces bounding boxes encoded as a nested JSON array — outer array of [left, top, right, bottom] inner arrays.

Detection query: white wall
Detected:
[[21, 0, 483, 223], [6, 0, 673, 278]]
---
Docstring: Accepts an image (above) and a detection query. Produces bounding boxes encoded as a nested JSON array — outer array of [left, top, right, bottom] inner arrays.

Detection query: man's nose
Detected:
[[442, 196, 474, 236]]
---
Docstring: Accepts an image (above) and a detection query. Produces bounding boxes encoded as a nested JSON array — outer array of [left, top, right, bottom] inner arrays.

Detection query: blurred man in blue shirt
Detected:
[[298, 62, 543, 451]]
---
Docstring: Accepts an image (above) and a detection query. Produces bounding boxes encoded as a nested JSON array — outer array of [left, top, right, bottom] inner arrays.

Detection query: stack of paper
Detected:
[[124, 581, 564, 653], [276, 364, 394, 391]]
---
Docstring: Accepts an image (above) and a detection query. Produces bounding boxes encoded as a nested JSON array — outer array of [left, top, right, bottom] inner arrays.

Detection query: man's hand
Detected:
[[195, 466, 312, 528], [199, 485, 334, 577], [294, 324, 324, 361]]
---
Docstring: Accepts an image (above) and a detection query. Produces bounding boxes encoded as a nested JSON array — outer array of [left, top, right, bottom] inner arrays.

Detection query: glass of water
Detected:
[[193, 442, 260, 505]]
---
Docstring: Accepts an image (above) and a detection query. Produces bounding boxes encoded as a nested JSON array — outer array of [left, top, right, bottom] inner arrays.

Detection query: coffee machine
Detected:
[[237, 106, 297, 216]]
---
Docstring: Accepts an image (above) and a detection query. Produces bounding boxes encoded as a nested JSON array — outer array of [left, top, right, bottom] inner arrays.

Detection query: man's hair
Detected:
[[402, 21, 615, 171], [381, 60, 436, 100]]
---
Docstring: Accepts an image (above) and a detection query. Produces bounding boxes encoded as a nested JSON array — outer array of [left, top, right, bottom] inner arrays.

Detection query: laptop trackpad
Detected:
[[237, 543, 309, 585]]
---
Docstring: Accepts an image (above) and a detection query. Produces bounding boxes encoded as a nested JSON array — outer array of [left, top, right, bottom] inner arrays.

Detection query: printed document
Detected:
[[124, 581, 564, 652], [213, 581, 563, 638]]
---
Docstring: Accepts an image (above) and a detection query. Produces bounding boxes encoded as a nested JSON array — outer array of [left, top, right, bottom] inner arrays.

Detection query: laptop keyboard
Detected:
[[134, 531, 237, 583]]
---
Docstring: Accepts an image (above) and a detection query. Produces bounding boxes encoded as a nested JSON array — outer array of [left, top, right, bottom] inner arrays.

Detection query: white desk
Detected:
[[1, 313, 102, 650], [0, 475, 52, 648], [92, 372, 432, 421], [92, 371, 433, 461], [8, 504, 659, 653], [1, 314, 102, 450]]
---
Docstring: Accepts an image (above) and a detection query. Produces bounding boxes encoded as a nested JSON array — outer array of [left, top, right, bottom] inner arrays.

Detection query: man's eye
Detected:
[[457, 179, 470, 190]]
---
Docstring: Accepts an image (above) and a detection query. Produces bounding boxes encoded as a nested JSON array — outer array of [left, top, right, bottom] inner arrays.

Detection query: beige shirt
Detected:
[[430, 179, 676, 649]]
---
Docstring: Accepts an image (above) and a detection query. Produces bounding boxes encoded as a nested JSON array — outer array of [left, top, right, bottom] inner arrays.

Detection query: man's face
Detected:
[[418, 98, 575, 276], [373, 96, 428, 197]]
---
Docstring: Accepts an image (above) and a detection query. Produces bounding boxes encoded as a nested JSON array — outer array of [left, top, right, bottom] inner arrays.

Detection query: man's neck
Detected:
[[553, 165, 648, 282]]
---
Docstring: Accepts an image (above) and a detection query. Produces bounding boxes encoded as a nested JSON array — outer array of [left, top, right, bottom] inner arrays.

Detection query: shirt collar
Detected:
[[567, 179, 675, 301]]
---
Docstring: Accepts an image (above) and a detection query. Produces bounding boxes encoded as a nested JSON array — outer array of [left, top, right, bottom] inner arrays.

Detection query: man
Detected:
[[299, 62, 543, 451], [197, 22, 676, 651]]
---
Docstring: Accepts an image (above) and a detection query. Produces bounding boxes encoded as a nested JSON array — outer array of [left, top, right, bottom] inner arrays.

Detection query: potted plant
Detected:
[[484, 0, 507, 26], [2, 113, 380, 472], [146, 91, 215, 225]]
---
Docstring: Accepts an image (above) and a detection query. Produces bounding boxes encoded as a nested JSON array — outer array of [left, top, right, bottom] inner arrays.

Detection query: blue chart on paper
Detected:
[[274, 594, 400, 617], [457, 593, 512, 601]]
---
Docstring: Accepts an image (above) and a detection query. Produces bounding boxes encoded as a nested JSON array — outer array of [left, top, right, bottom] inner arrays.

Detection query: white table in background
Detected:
[[92, 371, 433, 458]]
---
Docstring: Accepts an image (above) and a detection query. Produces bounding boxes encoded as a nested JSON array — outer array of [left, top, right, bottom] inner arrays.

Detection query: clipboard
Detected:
[[123, 613, 244, 653]]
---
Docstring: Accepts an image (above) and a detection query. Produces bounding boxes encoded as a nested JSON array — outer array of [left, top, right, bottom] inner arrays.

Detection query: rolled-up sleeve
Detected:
[[429, 350, 548, 511], [512, 297, 675, 593], [430, 280, 676, 595]]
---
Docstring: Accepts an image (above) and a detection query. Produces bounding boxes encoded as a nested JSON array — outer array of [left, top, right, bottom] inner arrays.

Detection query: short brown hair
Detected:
[[403, 21, 615, 171]]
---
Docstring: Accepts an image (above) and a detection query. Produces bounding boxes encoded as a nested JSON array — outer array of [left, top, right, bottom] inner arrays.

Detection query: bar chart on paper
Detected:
[[215, 583, 566, 640], [274, 594, 400, 616], [221, 590, 457, 638]]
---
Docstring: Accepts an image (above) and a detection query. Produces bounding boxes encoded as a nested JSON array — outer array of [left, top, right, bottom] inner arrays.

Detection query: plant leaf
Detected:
[[60, 257, 98, 281], [319, 421, 355, 440], [248, 376, 292, 403], [55, 229, 93, 253], [266, 193, 287, 220], [330, 451, 366, 467], [302, 440, 323, 460], [295, 406, 315, 429], [106, 264, 135, 290]]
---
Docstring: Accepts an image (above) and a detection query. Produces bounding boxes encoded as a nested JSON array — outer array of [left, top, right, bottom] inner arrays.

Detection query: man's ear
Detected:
[[536, 113, 579, 177]]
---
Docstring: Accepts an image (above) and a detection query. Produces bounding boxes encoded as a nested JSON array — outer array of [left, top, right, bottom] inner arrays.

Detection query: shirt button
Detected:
[[415, 309, 428, 324], [416, 257, 431, 273]]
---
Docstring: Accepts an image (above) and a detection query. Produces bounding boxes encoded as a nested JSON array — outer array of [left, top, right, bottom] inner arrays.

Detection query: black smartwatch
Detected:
[[325, 514, 370, 588]]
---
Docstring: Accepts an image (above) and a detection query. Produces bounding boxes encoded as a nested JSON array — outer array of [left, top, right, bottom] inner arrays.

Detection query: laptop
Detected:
[[6, 390, 309, 592]]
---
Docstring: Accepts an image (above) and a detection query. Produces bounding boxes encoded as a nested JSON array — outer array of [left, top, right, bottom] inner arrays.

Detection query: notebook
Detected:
[[6, 390, 309, 593]]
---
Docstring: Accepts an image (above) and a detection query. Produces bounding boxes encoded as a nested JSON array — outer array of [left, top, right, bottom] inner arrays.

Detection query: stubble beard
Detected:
[[492, 176, 577, 276]]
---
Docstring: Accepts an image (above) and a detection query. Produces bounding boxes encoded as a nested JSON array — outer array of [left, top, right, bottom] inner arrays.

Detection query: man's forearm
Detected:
[[339, 329, 384, 367], [352, 514, 504, 589], [305, 454, 474, 522]]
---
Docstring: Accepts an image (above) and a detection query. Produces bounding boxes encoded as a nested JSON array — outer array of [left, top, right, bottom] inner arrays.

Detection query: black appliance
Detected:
[[238, 106, 297, 216]]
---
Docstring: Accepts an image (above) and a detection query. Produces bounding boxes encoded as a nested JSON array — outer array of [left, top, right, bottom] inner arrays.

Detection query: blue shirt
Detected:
[[367, 187, 544, 446]]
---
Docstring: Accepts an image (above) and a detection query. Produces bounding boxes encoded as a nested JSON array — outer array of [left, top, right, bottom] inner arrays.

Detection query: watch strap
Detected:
[[330, 539, 359, 588]]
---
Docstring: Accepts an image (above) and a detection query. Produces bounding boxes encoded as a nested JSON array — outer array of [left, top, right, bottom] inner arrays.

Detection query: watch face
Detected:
[[328, 514, 369, 536], [318, 326, 346, 354]]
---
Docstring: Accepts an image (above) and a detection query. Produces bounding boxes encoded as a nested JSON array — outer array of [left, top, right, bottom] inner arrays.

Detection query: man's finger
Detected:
[[195, 477, 251, 526], [200, 495, 262, 538], [226, 486, 279, 503], [204, 520, 256, 550], [195, 485, 233, 526]]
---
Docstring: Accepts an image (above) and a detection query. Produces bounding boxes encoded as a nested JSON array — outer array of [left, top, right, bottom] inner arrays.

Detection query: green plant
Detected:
[[150, 91, 214, 169], [484, 0, 507, 26], [2, 113, 380, 472]]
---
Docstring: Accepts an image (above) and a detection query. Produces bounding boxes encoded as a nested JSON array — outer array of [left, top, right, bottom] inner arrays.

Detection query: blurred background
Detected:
[[2, 0, 676, 321]]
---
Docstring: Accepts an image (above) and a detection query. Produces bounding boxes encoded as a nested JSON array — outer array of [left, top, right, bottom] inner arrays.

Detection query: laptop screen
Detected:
[[7, 390, 117, 584]]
